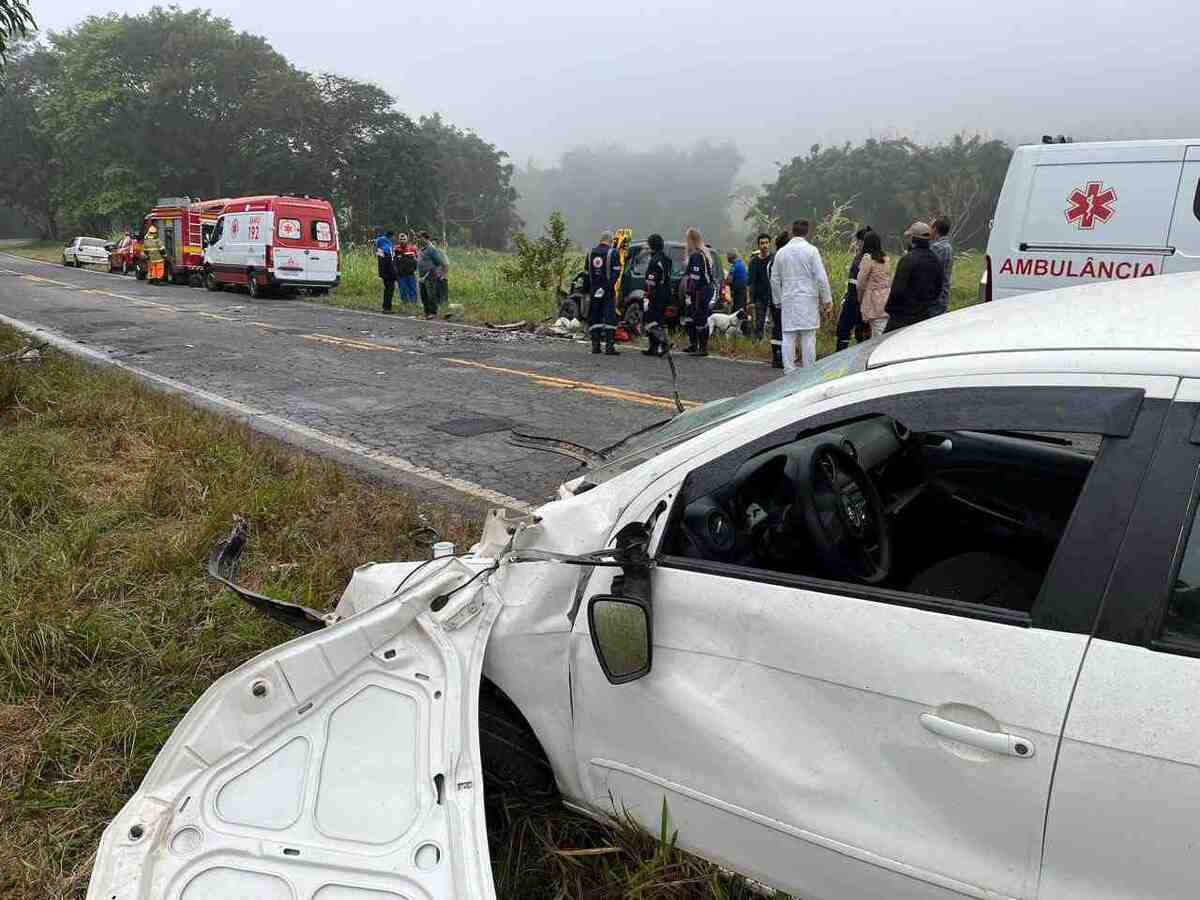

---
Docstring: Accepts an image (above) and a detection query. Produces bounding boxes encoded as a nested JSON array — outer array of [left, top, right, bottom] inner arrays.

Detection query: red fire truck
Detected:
[[137, 197, 229, 283]]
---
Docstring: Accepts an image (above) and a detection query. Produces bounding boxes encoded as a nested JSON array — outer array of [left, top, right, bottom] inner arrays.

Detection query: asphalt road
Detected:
[[0, 253, 777, 511]]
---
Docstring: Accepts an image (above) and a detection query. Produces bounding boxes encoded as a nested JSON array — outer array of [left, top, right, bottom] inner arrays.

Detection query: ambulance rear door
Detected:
[[1164, 146, 1200, 275], [1002, 142, 1184, 295]]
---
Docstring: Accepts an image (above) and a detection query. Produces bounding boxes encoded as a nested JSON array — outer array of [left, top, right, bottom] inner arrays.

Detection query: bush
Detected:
[[500, 211, 576, 299]]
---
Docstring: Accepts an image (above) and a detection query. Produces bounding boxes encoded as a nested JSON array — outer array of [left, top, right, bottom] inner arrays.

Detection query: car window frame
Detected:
[[1092, 395, 1200, 654], [656, 383, 1164, 634]]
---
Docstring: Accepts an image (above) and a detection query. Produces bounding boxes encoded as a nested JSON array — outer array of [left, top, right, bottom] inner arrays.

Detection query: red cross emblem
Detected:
[[1065, 181, 1117, 230], [231, 218, 240, 237]]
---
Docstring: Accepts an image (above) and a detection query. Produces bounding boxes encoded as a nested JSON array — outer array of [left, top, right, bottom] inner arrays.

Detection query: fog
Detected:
[[27, 0, 1198, 182]]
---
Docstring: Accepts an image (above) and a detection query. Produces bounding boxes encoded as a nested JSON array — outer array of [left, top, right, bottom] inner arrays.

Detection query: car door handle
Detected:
[[919, 713, 1036, 758]]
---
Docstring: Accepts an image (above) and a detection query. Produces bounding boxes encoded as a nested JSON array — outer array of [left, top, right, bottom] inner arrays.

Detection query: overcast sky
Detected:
[[29, 0, 1200, 182]]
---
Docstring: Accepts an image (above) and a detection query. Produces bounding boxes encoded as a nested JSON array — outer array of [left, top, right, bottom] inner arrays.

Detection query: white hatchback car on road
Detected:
[[62, 235, 111, 267], [88, 273, 1200, 900]]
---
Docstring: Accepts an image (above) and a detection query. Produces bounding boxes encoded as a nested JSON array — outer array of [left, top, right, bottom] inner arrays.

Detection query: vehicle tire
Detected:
[[478, 680, 556, 800], [203, 269, 222, 292], [309, 288, 329, 297], [134, 264, 146, 281], [247, 271, 262, 299]]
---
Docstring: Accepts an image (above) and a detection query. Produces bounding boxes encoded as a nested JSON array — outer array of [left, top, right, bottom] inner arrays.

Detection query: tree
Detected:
[[0, 8, 520, 246], [500, 210, 575, 299], [513, 140, 745, 250], [752, 135, 1012, 250], [0, 0, 33, 63]]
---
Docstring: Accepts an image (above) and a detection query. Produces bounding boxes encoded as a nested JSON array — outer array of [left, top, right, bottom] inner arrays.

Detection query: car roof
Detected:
[[869, 272, 1200, 370]]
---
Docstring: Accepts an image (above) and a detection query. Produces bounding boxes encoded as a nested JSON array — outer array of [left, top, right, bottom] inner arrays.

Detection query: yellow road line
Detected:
[[302, 334, 694, 410], [22, 274, 76, 287], [443, 357, 699, 410]]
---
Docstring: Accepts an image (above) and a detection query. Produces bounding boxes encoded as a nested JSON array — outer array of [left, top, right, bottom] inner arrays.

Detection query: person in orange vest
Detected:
[[143, 225, 166, 283]]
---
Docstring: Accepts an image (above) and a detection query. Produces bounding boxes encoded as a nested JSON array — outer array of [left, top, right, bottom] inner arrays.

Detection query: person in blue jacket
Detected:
[[586, 231, 620, 355], [374, 229, 396, 312], [682, 227, 714, 356]]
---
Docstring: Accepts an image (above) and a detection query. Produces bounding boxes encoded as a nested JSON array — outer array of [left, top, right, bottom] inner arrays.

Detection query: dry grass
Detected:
[[0, 326, 789, 900]]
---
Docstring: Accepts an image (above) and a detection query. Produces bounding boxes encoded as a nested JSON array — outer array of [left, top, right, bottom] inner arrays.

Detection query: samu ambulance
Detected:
[[983, 138, 1200, 300], [203, 195, 340, 298]]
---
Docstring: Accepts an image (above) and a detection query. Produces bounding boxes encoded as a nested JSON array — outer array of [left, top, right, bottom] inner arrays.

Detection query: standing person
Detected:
[[747, 233, 773, 340], [682, 227, 714, 356], [416, 231, 449, 319], [835, 226, 872, 351], [586, 230, 620, 355], [767, 231, 791, 368], [375, 229, 396, 312], [724, 250, 748, 317], [394, 232, 419, 305], [884, 221, 945, 332], [770, 219, 833, 372], [855, 231, 892, 338], [640, 233, 673, 357], [929, 216, 954, 316]]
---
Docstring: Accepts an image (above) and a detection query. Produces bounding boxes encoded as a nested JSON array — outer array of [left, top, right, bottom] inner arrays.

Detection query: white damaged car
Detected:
[[88, 274, 1200, 900]]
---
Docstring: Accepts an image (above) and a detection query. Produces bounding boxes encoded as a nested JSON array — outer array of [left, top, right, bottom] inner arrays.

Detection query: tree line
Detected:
[[750, 135, 1013, 250], [514, 141, 745, 250], [0, 7, 519, 246]]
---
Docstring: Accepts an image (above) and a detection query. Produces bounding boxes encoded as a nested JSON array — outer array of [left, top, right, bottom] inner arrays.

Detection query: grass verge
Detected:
[[0, 325, 787, 900]]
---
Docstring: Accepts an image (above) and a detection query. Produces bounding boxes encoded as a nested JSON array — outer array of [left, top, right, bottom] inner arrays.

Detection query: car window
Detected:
[[1162, 498, 1200, 643], [82, 238, 107, 248], [658, 386, 1137, 631], [629, 247, 649, 278], [667, 245, 687, 270], [590, 341, 880, 483]]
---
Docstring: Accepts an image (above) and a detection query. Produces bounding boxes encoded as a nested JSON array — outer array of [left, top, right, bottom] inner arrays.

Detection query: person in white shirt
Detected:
[[770, 219, 833, 372]]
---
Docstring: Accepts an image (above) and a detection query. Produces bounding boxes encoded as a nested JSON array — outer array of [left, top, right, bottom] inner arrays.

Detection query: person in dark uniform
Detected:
[[768, 230, 791, 368], [586, 230, 620, 355], [682, 227, 714, 356], [640, 233, 673, 357], [835, 226, 872, 351]]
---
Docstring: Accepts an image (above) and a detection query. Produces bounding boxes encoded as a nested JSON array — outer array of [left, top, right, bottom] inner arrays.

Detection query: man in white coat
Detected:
[[770, 219, 833, 372]]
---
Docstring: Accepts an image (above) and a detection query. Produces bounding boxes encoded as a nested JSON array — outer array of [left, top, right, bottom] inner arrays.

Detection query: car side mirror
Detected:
[[587, 594, 652, 685]]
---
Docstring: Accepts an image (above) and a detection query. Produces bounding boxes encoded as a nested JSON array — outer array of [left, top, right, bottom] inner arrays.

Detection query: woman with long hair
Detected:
[[682, 227, 714, 356], [855, 230, 892, 338]]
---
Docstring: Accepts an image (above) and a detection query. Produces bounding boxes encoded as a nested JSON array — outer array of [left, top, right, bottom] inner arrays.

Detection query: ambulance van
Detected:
[[983, 139, 1200, 301], [203, 195, 340, 297]]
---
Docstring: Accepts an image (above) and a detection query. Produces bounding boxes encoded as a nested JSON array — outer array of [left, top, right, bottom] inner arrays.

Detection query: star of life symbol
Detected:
[[1065, 181, 1117, 230], [231, 218, 240, 237]]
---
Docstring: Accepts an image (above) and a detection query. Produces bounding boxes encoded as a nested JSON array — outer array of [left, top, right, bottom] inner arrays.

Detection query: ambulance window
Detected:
[[313, 220, 332, 242], [278, 218, 302, 240], [211, 219, 224, 243], [201, 223, 215, 247]]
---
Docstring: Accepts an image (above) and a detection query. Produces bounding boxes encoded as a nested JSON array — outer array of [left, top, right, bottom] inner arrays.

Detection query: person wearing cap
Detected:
[[770, 219, 833, 373], [884, 221, 944, 332]]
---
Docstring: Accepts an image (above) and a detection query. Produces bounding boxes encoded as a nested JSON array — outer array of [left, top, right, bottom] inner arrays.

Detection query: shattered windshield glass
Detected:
[[589, 339, 880, 483]]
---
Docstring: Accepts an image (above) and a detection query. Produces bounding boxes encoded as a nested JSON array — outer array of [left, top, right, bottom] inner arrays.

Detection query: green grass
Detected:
[[0, 326, 789, 900], [3, 240, 70, 264]]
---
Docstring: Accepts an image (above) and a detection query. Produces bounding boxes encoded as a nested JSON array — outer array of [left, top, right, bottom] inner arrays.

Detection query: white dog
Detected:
[[707, 308, 748, 337]]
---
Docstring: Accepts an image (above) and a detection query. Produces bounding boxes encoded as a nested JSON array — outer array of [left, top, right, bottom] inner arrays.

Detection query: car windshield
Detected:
[[589, 339, 880, 483], [81, 238, 107, 248]]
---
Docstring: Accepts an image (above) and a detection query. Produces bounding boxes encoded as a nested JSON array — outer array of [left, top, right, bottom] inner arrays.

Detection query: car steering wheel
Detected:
[[798, 443, 892, 584]]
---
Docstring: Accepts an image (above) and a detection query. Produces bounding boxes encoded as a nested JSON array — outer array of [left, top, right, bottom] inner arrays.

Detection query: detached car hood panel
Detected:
[[86, 558, 499, 900]]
